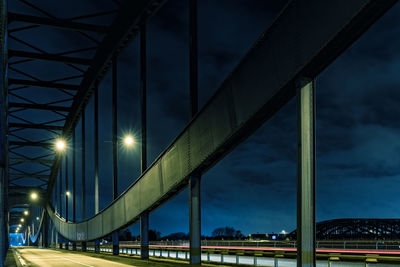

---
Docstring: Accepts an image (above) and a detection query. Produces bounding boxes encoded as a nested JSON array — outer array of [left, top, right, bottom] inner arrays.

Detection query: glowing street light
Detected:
[[20, 218, 24, 222], [36, 217, 39, 221], [66, 191, 70, 197], [18, 224, 21, 227], [55, 139, 66, 152], [30, 192, 38, 200], [23, 211, 29, 216], [123, 135, 135, 147]]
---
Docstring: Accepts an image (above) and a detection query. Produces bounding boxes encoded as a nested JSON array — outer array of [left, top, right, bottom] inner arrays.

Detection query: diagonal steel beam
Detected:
[[9, 174, 50, 179], [9, 141, 52, 148], [9, 123, 63, 130], [45, 0, 167, 201], [8, 78, 80, 91], [9, 102, 70, 112], [8, 49, 92, 65], [8, 12, 109, 33], [9, 158, 52, 164]]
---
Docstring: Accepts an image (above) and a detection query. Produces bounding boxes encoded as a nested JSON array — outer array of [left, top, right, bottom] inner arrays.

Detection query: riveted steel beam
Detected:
[[8, 12, 109, 33], [9, 49, 91, 65], [9, 78, 80, 91]]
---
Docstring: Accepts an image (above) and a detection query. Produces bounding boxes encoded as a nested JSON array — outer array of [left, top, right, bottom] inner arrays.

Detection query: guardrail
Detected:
[[50, 240, 400, 266]]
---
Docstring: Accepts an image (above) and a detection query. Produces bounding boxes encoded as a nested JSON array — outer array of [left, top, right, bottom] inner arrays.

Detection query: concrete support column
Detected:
[[296, 78, 316, 267], [140, 212, 149, 259], [82, 241, 87, 252], [189, 174, 201, 264]]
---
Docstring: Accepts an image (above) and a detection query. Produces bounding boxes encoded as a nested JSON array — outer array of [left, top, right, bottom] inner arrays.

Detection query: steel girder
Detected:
[[5, 0, 119, 235]]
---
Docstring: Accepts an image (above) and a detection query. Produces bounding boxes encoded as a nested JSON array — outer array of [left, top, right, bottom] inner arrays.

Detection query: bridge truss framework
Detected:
[[0, 0, 398, 266]]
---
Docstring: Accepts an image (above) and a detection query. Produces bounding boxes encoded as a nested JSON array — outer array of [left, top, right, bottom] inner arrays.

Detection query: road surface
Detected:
[[13, 247, 196, 267]]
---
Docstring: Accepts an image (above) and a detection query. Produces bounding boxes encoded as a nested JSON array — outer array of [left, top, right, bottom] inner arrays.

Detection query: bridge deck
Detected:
[[11, 247, 227, 267]]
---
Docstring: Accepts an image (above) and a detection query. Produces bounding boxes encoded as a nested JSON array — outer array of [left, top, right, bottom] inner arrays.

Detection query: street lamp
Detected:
[[36, 217, 39, 221], [23, 211, 29, 216], [123, 135, 135, 147], [20, 218, 24, 222], [55, 138, 67, 152], [30, 192, 38, 200], [66, 191, 70, 197], [18, 224, 21, 227]]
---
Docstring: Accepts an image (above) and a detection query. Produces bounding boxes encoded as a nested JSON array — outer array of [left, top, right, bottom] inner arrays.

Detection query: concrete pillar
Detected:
[[82, 241, 87, 252], [140, 212, 149, 259], [296, 78, 316, 267], [189, 174, 201, 264]]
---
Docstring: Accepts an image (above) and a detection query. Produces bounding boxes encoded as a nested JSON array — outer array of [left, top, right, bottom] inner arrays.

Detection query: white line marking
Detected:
[[15, 251, 27, 266], [50, 254, 94, 267]]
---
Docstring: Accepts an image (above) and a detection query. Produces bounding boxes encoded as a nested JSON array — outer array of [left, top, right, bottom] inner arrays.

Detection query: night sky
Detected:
[[8, 0, 400, 237]]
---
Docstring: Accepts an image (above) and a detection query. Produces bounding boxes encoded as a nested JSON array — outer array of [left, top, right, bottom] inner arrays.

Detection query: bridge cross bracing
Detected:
[[0, 0, 398, 266]]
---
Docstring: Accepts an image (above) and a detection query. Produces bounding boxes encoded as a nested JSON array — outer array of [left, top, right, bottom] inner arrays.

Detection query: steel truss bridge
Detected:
[[288, 219, 400, 240], [0, 0, 398, 266]]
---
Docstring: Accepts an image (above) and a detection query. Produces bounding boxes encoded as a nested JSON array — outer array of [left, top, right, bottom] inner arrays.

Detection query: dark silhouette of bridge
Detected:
[[0, 0, 398, 266]]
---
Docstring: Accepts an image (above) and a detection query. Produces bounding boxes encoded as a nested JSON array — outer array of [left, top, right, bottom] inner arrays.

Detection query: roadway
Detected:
[[12, 247, 202, 267]]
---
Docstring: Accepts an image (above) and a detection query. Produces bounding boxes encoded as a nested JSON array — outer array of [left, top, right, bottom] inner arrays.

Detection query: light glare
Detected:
[[30, 192, 38, 200], [20, 218, 24, 222], [55, 139, 66, 151], [23, 211, 28, 216], [123, 135, 135, 147]]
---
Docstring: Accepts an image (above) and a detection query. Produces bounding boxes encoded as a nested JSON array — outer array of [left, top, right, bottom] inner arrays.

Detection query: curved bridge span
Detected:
[[1, 0, 398, 266]]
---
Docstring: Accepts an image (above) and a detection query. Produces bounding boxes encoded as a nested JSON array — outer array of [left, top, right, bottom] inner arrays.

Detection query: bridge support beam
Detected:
[[111, 54, 119, 256], [58, 233, 63, 249], [43, 212, 49, 247], [94, 87, 100, 254], [189, 174, 201, 264], [140, 212, 149, 259], [0, 0, 6, 263], [188, 0, 201, 265], [94, 239, 100, 253], [139, 22, 149, 260], [296, 78, 316, 267]]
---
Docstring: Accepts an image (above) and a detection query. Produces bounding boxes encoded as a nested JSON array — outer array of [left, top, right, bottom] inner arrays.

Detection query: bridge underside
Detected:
[[0, 0, 399, 266]]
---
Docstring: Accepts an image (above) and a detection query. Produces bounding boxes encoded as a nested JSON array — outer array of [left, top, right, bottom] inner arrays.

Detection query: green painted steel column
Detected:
[[112, 54, 119, 256], [0, 0, 7, 263], [296, 78, 316, 267], [189, 0, 201, 264], [139, 23, 149, 260], [81, 112, 86, 252], [94, 87, 100, 254]]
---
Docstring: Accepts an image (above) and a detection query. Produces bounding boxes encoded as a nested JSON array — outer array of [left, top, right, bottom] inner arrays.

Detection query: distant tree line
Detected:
[[114, 226, 244, 241]]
